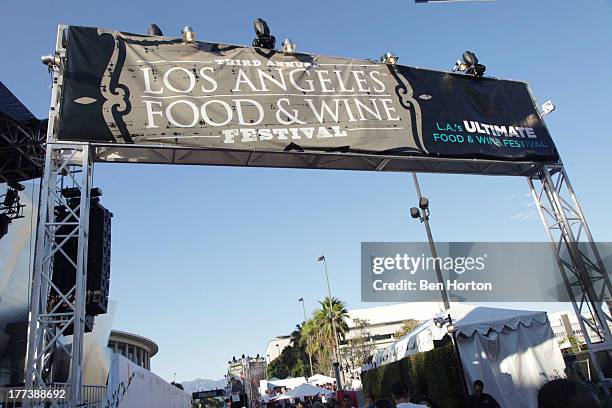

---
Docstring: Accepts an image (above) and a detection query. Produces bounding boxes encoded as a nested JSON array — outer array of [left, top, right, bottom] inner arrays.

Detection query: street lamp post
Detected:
[[298, 297, 314, 377], [410, 172, 451, 310], [316, 255, 343, 389]]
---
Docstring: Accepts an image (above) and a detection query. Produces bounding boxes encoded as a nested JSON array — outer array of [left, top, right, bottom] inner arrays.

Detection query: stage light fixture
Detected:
[[41, 53, 61, 68], [148, 24, 163, 36], [541, 100, 556, 116], [452, 50, 486, 77], [419, 197, 429, 210], [3, 188, 19, 208], [410, 207, 420, 219], [182, 26, 196, 43], [380, 52, 399, 65], [282, 38, 296, 53], [252, 18, 276, 49]]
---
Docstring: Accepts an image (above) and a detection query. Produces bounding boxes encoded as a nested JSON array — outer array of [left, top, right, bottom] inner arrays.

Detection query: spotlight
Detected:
[[182, 26, 196, 43], [380, 52, 399, 65], [252, 18, 276, 49], [148, 24, 163, 36], [41, 53, 61, 69], [410, 207, 421, 219], [418, 197, 429, 210], [3, 189, 19, 208], [452, 50, 486, 77], [282, 38, 296, 53], [7, 181, 25, 192], [433, 317, 445, 328], [316, 255, 325, 261], [541, 100, 556, 116]]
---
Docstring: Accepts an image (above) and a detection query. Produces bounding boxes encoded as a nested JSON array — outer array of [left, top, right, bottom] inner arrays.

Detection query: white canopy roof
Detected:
[[267, 377, 307, 390], [307, 374, 336, 385], [273, 383, 333, 400], [367, 304, 549, 368], [362, 304, 565, 408]]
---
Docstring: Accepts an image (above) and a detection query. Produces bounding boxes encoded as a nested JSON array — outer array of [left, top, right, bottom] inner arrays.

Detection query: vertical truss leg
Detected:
[[529, 164, 612, 390], [24, 142, 92, 408]]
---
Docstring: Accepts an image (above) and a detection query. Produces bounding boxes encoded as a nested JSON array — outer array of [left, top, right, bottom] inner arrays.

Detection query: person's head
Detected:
[[366, 394, 375, 404], [297, 400, 305, 408], [373, 398, 395, 408], [390, 381, 410, 403], [342, 395, 352, 407], [538, 379, 600, 408], [472, 380, 484, 396]]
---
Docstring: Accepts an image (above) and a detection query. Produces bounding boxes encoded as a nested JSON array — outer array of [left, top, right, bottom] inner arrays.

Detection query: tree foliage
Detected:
[[394, 319, 421, 339], [343, 318, 375, 370]]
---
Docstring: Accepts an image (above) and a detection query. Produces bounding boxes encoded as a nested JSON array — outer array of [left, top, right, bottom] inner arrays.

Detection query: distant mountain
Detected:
[[181, 378, 227, 394]]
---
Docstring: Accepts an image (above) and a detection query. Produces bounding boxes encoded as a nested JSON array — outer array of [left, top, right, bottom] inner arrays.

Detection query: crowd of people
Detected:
[[255, 377, 603, 408], [363, 378, 602, 408]]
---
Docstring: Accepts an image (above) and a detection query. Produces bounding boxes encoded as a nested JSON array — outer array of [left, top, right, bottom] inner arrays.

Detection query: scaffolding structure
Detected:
[[20, 25, 611, 408]]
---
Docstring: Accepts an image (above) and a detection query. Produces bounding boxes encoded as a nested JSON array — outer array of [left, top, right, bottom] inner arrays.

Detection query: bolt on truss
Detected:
[[24, 143, 92, 408], [529, 164, 612, 387]]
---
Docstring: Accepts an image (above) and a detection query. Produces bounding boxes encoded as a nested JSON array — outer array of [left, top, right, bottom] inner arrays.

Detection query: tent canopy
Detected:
[[307, 374, 336, 385], [273, 384, 333, 400], [369, 304, 549, 366], [267, 377, 307, 390], [363, 304, 565, 408]]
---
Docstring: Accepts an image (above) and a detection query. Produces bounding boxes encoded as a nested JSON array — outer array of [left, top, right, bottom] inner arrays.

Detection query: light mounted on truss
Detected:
[[252, 18, 276, 49], [453, 51, 486, 77], [0, 181, 25, 240]]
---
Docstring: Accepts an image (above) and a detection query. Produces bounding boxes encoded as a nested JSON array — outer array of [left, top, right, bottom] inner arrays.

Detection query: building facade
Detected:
[[107, 330, 158, 370]]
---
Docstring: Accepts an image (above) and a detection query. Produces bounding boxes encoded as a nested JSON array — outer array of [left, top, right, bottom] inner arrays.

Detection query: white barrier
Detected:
[[105, 353, 191, 408]]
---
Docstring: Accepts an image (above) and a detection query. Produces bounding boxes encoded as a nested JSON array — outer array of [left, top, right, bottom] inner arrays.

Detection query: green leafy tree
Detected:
[[267, 324, 313, 378], [301, 297, 349, 375], [394, 319, 421, 339], [343, 318, 375, 370]]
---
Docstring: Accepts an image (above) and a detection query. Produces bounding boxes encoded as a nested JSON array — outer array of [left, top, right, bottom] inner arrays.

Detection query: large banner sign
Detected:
[[58, 26, 559, 162]]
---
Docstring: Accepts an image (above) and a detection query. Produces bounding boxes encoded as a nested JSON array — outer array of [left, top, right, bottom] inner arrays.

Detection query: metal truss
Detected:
[[0, 114, 46, 184], [529, 164, 612, 387], [24, 142, 92, 408]]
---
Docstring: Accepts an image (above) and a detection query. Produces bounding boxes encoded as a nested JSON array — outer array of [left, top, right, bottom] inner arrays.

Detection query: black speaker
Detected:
[[63, 314, 94, 336], [51, 194, 112, 316]]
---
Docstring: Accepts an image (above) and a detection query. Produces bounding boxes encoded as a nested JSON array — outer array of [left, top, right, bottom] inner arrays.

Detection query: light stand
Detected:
[[410, 173, 450, 310]]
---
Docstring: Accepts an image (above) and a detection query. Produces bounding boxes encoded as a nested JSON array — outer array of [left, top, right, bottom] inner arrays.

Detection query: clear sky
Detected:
[[2, 0, 612, 382]]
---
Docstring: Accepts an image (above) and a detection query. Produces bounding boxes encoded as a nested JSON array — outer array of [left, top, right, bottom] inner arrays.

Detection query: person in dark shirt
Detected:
[[537, 378, 600, 408], [464, 380, 500, 408]]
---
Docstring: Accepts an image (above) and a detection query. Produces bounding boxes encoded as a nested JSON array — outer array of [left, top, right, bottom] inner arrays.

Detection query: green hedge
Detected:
[[362, 344, 466, 408]]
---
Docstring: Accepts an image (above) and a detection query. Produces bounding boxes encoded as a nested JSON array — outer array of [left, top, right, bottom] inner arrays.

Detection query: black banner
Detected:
[[58, 26, 559, 163]]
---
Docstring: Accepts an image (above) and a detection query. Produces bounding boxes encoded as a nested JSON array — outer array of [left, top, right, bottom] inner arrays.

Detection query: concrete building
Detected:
[[264, 303, 446, 364], [265, 335, 291, 362], [107, 330, 158, 370]]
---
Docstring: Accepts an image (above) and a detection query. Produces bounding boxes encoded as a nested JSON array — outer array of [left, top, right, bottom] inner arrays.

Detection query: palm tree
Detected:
[[301, 297, 349, 375], [319, 297, 349, 341]]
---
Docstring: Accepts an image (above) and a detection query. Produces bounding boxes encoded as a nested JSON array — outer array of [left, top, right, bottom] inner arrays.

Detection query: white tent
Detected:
[[307, 374, 336, 385], [363, 305, 566, 408], [267, 377, 307, 391], [273, 384, 334, 400]]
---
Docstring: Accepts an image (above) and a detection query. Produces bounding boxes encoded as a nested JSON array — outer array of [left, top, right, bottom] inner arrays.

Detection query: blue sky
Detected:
[[2, 0, 612, 382]]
